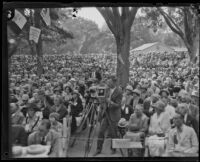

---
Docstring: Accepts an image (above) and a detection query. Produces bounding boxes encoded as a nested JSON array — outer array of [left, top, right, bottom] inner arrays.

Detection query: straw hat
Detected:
[[126, 85, 133, 92], [132, 89, 141, 96], [191, 91, 199, 97], [118, 118, 128, 127]]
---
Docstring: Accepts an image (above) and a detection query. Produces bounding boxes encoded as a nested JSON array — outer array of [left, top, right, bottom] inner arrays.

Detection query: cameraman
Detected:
[[93, 75, 123, 156]]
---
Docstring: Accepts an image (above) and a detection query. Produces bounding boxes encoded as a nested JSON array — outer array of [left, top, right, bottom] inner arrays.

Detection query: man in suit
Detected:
[[10, 103, 24, 125], [165, 113, 198, 157], [93, 75, 123, 156], [28, 119, 61, 157], [176, 103, 198, 137]]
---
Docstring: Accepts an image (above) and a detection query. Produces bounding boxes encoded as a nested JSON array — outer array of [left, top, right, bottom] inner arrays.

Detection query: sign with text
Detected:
[[12, 10, 27, 29], [29, 26, 41, 43]]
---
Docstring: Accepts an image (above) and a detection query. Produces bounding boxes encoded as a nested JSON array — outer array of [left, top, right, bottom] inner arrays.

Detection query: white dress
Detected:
[[147, 112, 171, 157]]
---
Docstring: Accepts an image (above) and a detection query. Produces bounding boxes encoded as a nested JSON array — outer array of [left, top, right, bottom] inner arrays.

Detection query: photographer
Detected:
[[94, 75, 123, 156]]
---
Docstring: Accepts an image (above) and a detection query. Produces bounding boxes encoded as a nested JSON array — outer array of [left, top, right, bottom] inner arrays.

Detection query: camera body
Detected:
[[89, 85, 107, 98]]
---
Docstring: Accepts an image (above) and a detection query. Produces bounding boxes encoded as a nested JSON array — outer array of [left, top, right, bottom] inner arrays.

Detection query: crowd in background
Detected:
[[9, 51, 199, 157]]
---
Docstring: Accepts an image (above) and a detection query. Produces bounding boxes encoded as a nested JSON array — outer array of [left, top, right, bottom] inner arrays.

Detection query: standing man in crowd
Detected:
[[94, 75, 123, 156]]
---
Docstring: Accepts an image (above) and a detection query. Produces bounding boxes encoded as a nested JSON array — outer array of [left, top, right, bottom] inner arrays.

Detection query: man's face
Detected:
[[135, 105, 142, 116], [107, 79, 114, 89], [173, 115, 183, 127], [38, 124, 49, 137], [10, 103, 17, 114], [27, 109, 35, 117], [54, 97, 60, 106]]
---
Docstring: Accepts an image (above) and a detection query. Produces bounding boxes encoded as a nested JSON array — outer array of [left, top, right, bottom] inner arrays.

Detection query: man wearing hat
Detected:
[[165, 113, 198, 157], [28, 119, 60, 157], [191, 90, 199, 106], [94, 75, 123, 156], [176, 103, 198, 137], [10, 103, 25, 125], [22, 103, 41, 135], [121, 85, 134, 121], [132, 89, 141, 111], [125, 104, 149, 156]]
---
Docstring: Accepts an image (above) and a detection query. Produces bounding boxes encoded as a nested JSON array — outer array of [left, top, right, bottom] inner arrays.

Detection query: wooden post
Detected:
[[61, 117, 67, 157]]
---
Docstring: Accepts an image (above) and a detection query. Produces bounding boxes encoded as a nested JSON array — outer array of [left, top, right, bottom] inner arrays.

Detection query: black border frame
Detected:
[[2, 1, 199, 161]]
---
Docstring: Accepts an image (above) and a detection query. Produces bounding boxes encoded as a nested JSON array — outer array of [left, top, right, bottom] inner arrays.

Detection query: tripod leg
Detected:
[[84, 103, 95, 157], [104, 112, 125, 157]]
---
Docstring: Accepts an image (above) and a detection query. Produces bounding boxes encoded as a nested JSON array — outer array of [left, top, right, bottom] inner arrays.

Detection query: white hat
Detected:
[[22, 94, 29, 101], [191, 91, 199, 97], [70, 78, 76, 82], [126, 85, 133, 91]]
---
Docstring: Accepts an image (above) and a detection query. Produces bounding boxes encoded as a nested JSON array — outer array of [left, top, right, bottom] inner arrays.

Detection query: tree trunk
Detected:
[[116, 30, 130, 89], [35, 9, 44, 77], [185, 34, 199, 63]]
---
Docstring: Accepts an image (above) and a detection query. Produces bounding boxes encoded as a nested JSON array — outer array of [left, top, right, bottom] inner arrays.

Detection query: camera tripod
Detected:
[[76, 98, 124, 157]]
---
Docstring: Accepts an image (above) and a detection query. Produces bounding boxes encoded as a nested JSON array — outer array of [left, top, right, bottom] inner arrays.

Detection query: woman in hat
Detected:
[[146, 100, 171, 157], [49, 112, 63, 135], [22, 103, 41, 135], [69, 90, 83, 134], [62, 84, 73, 107], [132, 89, 141, 111], [121, 85, 134, 121], [51, 95, 68, 123]]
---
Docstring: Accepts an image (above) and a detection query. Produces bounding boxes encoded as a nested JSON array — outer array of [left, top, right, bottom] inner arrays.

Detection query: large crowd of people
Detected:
[[9, 51, 199, 157]]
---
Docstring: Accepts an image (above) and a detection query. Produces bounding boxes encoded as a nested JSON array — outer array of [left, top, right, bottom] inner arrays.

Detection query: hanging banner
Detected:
[[29, 26, 41, 43], [118, 54, 125, 65], [12, 9, 27, 29], [40, 8, 51, 26]]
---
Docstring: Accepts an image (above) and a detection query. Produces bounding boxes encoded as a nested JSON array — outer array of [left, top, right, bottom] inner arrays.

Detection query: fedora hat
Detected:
[[126, 85, 133, 92], [132, 89, 141, 96], [159, 89, 169, 96], [191, 91, 199, 97]]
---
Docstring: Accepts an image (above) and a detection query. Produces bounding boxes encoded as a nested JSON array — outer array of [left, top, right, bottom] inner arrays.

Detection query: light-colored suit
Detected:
[[166, 124, 199, 155]]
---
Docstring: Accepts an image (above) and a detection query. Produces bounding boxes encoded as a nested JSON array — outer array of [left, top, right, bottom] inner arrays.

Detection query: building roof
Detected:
[[131, 42, 159, 52], [172, 47, 188, 52]]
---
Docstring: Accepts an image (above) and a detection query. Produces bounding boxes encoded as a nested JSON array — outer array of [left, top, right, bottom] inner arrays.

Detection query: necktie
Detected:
[[41, 136, 46, 145]]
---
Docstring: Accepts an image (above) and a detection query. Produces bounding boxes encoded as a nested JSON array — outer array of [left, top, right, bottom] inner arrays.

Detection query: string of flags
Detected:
[[12, 9, 27, 30], [40, 8, 51, 26], [11, 8, 51, 44]]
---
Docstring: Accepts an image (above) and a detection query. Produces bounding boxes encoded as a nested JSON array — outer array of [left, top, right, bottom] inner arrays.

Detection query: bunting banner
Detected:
[[40, 8, 51, 26], [12, 9, 27, 29], [29, 26, 41, 43]]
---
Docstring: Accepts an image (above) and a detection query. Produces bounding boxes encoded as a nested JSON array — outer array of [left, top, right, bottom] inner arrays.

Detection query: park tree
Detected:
[[7, 8, 74, 76], [142, 5, 200, 63], [97, 7, 138, 88]]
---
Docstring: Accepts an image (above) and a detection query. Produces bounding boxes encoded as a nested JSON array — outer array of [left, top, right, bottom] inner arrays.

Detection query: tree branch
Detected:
[[158, 7, 184, 39], [97, 7, 117, 36]]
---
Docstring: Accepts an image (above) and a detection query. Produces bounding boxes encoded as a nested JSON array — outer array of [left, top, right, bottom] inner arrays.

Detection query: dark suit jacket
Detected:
[[11, 125, 28, 146], [107, 87, 123, 122], [51, 104, 68, 123], [11, 111, 25, 125], [185, 114, 198, 137]]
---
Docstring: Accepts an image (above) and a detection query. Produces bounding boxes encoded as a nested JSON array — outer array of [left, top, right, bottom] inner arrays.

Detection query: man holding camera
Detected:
[[93, 75, 123, 156]]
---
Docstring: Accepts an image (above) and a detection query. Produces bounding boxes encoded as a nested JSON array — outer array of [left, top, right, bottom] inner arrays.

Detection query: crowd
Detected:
[[9, 51, 199, 157]]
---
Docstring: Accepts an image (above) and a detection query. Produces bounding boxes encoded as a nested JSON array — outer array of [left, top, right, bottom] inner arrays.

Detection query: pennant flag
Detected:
[[118, 54, 125, 65], [29, 26, 41, 43], [12, 9, 27, 29], [40, 8, 51, 26]]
